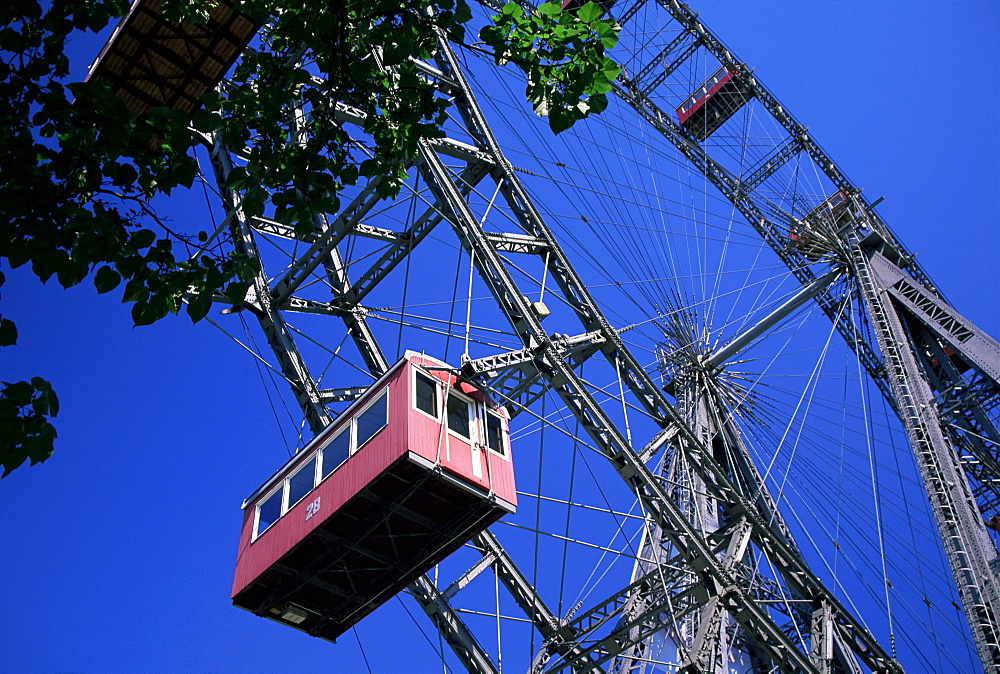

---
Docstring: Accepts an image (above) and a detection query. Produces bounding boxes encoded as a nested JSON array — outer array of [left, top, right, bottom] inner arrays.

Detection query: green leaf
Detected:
[[224, 281, 250, 305], [130, 229, 156, 250], [500, 2, 523, 17], [191, 107, 221, 133], [131, 300, 158, 326], [121, 277, 149, 304], [225, 166, 250, 191], [28, 422, 57, 463], [453, 0, 472, 24], [111, 162, 138, 187], [235, 256, 260, 282], [186, 292, 213, 323], [538, 2, 562, 17], [549, 108, 575, 134], [576, 1, 602, 23], [30, 377, 59, 417], [93, 266, 121, 294], [200, 88, 221, 108], [1, 450, 29, 478], [3, 381, 34, 407], [588, 77, 613, 95], [0, 318, 16, 346], [587, 92, 609, 115]]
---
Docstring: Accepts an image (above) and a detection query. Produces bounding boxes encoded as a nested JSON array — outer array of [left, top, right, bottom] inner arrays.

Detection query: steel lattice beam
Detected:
[[851, 239, 1000, 667], [411, 30, 899, 672], [593, 0, 1000, 666]]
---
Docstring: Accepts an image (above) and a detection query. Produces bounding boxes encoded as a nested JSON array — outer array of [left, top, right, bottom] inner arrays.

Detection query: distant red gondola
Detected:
[[676, 67, 753, 141], [787, 190, 855, 260], [231, 353, 516, 641], [805, 190, 850, 229], [560, 0, 615, 13]]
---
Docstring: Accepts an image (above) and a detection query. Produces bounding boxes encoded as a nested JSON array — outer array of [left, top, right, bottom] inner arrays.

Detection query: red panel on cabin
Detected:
[[675, 68, 753, 142], [231, 354, 516, 641], [561, 0, 615, 12], [676, 69, 736, 126]]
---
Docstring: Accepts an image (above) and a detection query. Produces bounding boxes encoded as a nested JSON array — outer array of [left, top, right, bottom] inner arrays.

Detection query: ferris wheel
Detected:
[[86, 0, 1000, 671]]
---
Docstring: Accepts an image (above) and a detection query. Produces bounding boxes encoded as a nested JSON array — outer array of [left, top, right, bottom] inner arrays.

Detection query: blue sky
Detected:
[[2, 1, 997, 671]]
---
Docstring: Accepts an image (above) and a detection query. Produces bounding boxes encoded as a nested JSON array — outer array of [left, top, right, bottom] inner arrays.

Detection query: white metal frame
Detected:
[[352, 390, 389, 455], [253, 482, 286, 541], [318, 425, 351, 482], [412, 366, 443, 422], [445, 389, 476, 444], [286, 453, 319, 511], [482, 409, 509, 461]]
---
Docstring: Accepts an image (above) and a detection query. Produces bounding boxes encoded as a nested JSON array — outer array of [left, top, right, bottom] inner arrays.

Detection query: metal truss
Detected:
[[600, 0, 1000, 667], [852, 239, 1000, 666], [197, 11, 909, 668]]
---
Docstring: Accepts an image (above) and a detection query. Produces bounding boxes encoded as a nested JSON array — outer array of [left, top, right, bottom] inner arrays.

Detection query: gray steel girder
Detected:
[[419, 91, 826, 674], [410, 574, 500, 674], [865, 249, 1000, 387], [416, 29, 897, 673], [851, 239, 1000, 668], [208, 134, 332, 433]]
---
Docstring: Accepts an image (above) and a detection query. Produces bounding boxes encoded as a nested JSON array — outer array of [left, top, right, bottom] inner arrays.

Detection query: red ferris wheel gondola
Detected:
[[231, 353, 516, 641]]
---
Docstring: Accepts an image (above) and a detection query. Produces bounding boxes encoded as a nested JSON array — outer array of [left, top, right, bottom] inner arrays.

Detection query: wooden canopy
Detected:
[[87, 0, 258, 116]]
